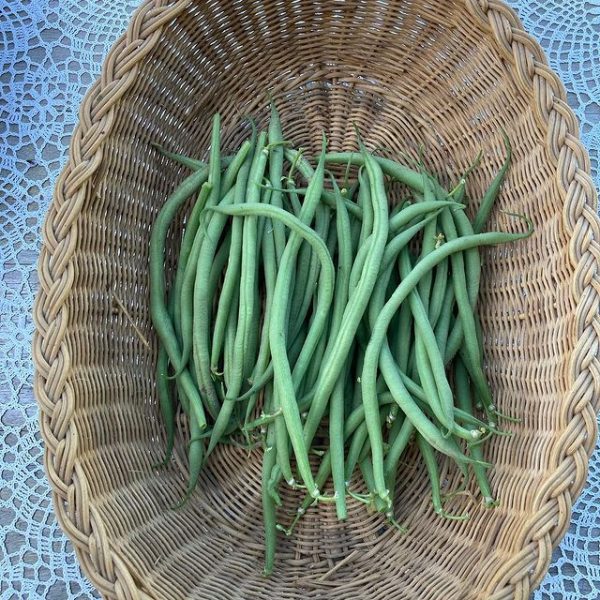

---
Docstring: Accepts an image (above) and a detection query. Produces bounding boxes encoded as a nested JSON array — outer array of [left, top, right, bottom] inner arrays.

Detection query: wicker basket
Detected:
[[33, 1, 599, 598]]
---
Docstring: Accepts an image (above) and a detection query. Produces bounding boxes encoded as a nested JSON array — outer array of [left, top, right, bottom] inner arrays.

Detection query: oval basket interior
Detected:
[[34, 0, 599, 599]]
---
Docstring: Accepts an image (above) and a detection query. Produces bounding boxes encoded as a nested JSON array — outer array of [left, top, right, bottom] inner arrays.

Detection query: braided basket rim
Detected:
[[32, 0, 600, 598]]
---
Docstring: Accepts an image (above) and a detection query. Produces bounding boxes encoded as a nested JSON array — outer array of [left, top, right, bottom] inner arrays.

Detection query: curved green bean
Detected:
[[149, 168, 209, 434]]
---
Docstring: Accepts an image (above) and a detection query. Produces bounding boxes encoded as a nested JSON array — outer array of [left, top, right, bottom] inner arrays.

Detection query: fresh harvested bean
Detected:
[[261, 387, 278, 576], [210, 136, 257, 373], [268, 103, 287, 265], [363, 222, 532, 498], [416, 434, 469, 520], [193, 189, 235, 426], [149, 168, 210, 434], [323, 152, 424, 192], [399, 249, 458, 432], [454, 357, 498, 508], [154, 346, 174, 466], [172, 182, 213, 352], [473, 133, 512, 234], [207, 134, 268, 453], [304, 146, 389, 464]]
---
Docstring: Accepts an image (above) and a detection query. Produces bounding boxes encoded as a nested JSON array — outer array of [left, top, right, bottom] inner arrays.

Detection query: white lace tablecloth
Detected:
[[1, 1, 598, 598]]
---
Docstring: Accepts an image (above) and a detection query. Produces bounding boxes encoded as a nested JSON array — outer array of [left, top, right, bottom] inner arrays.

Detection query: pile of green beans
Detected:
[[149, 107, 532, 575]]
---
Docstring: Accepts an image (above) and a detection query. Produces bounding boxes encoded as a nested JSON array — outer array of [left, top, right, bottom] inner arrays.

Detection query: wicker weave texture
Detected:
[[33, 1, 599, 598]]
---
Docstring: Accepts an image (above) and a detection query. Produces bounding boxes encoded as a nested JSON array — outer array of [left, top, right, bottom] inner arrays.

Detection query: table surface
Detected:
[[1, 1, 599, 598]]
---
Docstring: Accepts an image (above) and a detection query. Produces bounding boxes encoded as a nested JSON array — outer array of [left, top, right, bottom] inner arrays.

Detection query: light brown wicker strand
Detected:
[[465, 0, 600, 598], [32, 0, 599, 598], [32, 2, 191, 599]]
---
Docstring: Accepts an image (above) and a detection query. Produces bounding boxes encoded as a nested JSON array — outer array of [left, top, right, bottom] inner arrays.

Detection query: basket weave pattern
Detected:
[[33, 1, 599, 598]]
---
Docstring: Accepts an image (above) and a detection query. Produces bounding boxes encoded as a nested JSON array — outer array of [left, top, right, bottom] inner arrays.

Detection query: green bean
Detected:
[[381, 207, 450, 271], [344, 394, 393, 481], [454, 357, 498, 508], [442, 191, 481, 361], [450, 203, 480, 308], [379, 342, 477, 459], [434, 284, 455, 356], [305, 145, 391, 498], [363, 223, 532, 489], [427, 259, 448, 328], [349, 233, 373, 291], [267, 464, 283, 506], [286, 157, 313, 328], [207, 232, 232, 405], [344, 354, 357, 416], [151, 143, 235, 171], [206, 114, 222, 208], [473, 133, 511, 234], [283, 450, 332, 537], [208, 229, 231, 295], [242, 406, 282, 433], [285, 176, 302, 216], [178, 185, 214, 376], [290, 205, 331, 341], [291, 238, 313, 327], [400, 249, 457, 432], [221, 140, 253, 196], [416, 175, 439, 310], [283, 147, 314, 180], [304, 148, 389, 467], [357, 168, 373, 248], [198, 138, 252, 375], [438, 208, 495, 418], [357, 419, 379, 465], [154, 346, 174, 466], [394, 300, 412, 374], [273, 386, 293, 484], [302, 312, 330, 397], [223, 283, 239, 391], [416, 434, 469, 520], [258, 188, 294, 483], [351, 345, 365, 411], [268, 103, 287, 265], [328, 184, 353, 520], [208, 134, 269, 454], [175, 401, 205, 507], [192, 188, 235, 426], [413, 335, 457, 434], [238, 131, 268, 375], [243, 186, 279, 425], [329, 375, 347, 519], [171, 182, 213, 352], [323, 152, 424, 193], [152, 143, 206, 170], [176, 117, 234, 378], [358, 456, 388, 513], [267, 141, 329, 495], [384, 416, 414, 486], [345, 420, 369, 482], [236, 363, 273, 404], [212, 203, 335, 401], [261, 388, 278, 575], [149, 168, 209, 433], [211, 133, 257, 374], [388, 200, 451, 232], [407, 381, 498, 434], [446, 150, 482, 205]]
